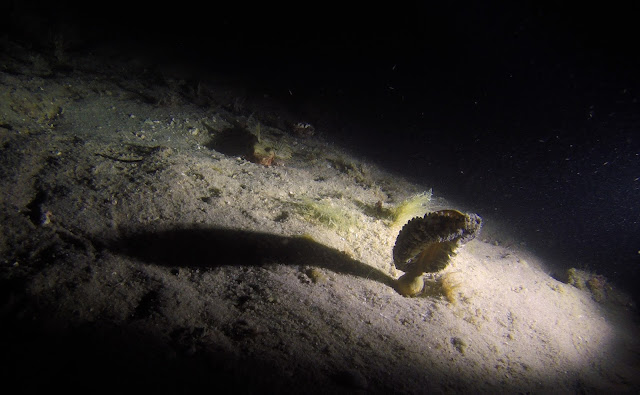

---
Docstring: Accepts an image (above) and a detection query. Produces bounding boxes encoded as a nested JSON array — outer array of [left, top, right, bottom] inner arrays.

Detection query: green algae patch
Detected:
[[292, 197, 358, 234], [389, 190, 432, 227]]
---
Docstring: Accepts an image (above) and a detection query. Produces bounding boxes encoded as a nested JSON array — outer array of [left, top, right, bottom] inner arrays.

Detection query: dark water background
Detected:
[[4, 2, 639, 295]]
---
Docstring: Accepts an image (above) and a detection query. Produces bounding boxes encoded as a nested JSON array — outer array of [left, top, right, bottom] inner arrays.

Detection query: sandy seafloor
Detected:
[[1, 41, 639, 394]]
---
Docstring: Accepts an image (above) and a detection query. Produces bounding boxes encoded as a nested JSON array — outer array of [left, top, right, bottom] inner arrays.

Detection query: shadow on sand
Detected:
[[105, 226, 396, 289]]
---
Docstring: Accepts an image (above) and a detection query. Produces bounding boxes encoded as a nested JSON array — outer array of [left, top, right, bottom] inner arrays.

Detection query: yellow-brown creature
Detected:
[[393, 210, 482, 297]]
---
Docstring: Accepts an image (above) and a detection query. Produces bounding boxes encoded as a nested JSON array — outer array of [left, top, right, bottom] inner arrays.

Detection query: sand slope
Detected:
[[1, 42, 638, 393]]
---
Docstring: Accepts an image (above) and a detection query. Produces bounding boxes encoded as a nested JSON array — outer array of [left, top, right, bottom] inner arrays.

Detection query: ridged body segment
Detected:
[[393, 210, 482, 274]]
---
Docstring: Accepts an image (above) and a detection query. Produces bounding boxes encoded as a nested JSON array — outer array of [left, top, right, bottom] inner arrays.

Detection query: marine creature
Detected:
[[291, 122, 315, 137], [393, 210, 482, 297]]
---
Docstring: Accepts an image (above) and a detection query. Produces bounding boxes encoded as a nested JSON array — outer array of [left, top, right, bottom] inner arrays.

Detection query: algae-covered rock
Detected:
[[565, 268, 634, 307]]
